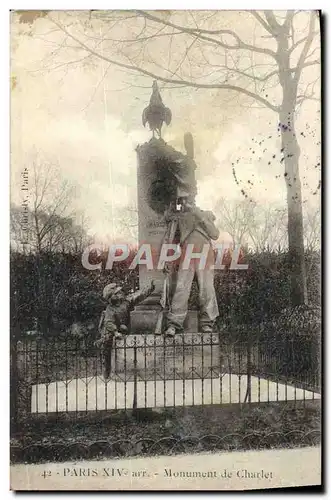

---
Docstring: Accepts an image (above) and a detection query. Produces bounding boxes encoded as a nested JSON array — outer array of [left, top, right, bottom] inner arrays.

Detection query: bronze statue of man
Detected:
[[163, 199, 220, 336]]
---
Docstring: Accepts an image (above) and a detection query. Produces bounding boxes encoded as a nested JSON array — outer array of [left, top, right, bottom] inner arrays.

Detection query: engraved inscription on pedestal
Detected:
[[109, 333, 221, 381], [136, 141, 168, 295]]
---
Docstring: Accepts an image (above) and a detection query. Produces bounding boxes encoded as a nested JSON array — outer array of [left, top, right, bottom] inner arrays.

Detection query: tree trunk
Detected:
[[275, 21, 309, 307], [280, 107, 308, 306]]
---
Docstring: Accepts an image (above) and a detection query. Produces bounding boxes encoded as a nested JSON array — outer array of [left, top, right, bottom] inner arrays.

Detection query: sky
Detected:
[[10, 11, 321, 245]]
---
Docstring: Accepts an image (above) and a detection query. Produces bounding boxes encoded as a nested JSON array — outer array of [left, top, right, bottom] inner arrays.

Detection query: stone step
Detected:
[[31, 375, 321, 413]]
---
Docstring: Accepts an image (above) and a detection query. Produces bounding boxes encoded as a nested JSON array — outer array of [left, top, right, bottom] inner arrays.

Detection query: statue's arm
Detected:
[[128, 281, 156, 306], [163, 213, 179, 244], [195, 209, 220, 240]]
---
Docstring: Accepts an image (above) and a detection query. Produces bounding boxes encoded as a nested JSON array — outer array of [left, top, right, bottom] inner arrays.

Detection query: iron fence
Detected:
[[11, 427, 321, 464], [11, 332, 320, 426]]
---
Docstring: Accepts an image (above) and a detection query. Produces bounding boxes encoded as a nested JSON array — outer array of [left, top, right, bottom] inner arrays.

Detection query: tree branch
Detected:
[[264, 58, 320, 81], [293, 12, 317, 85], [249, 11, 275, 35], [134, 10, 253, 36], [49, 15, 280, 112], [283, 11, 296, 32], [289, 30, 319, 53], [263, 11, 283, 32], [297, 94, 320, 103], [301, 59, 320, 69], [134, 10, 278, 59]]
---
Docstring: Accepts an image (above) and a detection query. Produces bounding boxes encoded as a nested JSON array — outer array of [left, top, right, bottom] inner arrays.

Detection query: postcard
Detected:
[[10, 9, 321, 491]]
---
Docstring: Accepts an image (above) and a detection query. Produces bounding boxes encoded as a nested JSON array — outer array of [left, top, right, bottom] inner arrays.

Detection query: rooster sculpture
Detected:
[[142, 81, 172, 138]]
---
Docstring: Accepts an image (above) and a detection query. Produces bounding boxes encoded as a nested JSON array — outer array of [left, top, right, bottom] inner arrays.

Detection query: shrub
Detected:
[[10, 249, 320, 338]]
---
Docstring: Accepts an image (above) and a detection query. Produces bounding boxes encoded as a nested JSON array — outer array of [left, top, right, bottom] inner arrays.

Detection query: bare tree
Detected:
[[37, 212, 91, 253], [30, 155, 75, 253], [215, 198, 288, 251], [214, 197, 256, 247], [303, 203, 321, 252], [10, 203, 91, 254], [247, 205, 288, 252], [70, 212, 93, 253], [18, 156, 92, 334], [116, 202, 138, 242], [16, 10, 321, 306]]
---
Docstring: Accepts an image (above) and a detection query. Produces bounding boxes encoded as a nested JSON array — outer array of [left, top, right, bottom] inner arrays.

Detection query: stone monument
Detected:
[[130, 83, 199, 334], [111, 81, 222, 392]]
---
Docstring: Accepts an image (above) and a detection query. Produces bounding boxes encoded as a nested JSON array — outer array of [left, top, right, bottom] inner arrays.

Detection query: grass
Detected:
[[11, 400, 321, 464]]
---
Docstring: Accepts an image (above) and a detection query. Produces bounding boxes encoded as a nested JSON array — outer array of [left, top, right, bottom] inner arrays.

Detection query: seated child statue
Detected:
[[95, 281, 155, 378], [97, 280, 155, 343]]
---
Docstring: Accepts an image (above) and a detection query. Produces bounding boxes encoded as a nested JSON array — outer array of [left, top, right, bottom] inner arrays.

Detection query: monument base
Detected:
[[108, 333, 221, 381], [31, 375, 320, 413], [130, 307, 198, 334]]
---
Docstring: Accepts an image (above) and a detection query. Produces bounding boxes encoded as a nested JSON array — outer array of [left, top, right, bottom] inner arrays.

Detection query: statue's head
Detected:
[[103, 283, 125, 303], [177, 197, 195, 212], [110, 290, 126, 304]]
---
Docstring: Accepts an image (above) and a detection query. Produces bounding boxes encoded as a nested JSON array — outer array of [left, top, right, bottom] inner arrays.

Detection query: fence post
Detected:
[[245, 338, 252, 404], [132, 336, 138, 416]]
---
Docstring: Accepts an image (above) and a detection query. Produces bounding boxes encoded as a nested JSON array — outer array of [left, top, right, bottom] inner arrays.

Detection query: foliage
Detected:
[[259, 304, 321, 340], [213, 249, 320, 326], [10, 250, 139, 337], [10, 247, 320, 339], [10, 402, 320, 463]]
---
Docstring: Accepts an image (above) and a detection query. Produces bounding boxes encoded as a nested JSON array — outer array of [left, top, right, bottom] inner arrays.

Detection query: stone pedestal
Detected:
[[135, 139, 168, 295], [130, 138, 198, 334], [130, 308, 198, 335], [109, 333, 221, 382]]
